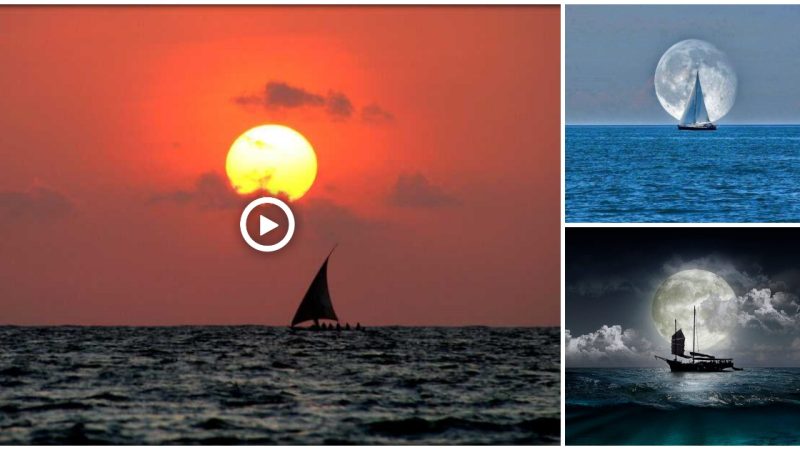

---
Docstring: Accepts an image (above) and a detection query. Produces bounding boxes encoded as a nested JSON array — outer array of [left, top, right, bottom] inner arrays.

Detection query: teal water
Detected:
[[566, 125, 800, 222], [567, 368, 800, 445]]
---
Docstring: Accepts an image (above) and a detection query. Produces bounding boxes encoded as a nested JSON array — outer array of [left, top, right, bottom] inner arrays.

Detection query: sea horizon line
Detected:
[[567, 365, 800, 369], [566, 123, 800, 127], [0, 323, 558, 328]]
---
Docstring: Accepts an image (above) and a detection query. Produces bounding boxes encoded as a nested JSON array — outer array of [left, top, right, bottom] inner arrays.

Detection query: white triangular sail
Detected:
[[694, 73, 710, 124], [680, 71, 711, 126]]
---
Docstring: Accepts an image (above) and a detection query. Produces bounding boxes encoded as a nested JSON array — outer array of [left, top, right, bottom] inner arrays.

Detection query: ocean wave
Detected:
[[567, 368, 800, 410], [0, 326, 558, 445], [367, 416, 559, 439]]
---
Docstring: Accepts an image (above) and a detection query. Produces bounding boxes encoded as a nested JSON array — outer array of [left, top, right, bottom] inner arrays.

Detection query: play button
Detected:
[[239, 197, 295, 252], [260, 215, 279, 236]]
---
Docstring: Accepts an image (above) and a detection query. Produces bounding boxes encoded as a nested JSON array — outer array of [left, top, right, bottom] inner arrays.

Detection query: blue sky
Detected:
[[566, 5, 800, 124]]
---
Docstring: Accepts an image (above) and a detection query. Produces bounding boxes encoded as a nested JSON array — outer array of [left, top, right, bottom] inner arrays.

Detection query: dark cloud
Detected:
[[297, 198, 378, 241], [150, 172, 250, 210], [326, 91, 354, 119], [234, 81, 390, 123], [265, 82, 326, 109], [0, 186, 74, 224], [150, 173, 378, 241], [567, 276, 638, 298], [361, 104, 394, 124], [388, 172, 458, 208], [232, 94, 262, 107]]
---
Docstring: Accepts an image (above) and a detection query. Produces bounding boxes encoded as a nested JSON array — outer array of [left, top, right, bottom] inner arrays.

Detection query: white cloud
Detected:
[[565, 325, 655, 367], [736, 288, 800, 333]]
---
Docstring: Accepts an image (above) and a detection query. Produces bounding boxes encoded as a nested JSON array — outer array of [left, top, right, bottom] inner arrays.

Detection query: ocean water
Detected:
[[566, 125, 800, 222], [0, 326, 559, 445], [567, 368, 800, 445]]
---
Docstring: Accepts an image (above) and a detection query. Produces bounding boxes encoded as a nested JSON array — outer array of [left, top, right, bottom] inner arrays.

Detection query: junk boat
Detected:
[[655, 306, 741, 372]]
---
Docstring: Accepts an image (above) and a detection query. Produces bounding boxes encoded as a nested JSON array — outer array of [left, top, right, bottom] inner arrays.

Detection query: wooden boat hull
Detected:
[[656, 356, 735, 372]]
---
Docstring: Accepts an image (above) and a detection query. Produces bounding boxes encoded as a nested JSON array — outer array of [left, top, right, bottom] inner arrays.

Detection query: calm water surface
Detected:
[[566, 125, 800, 222], [0, 326, 558, 444]]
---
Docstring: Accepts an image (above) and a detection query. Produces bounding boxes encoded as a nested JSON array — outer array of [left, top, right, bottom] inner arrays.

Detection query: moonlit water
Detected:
[[567, 368, 800, 445], [566, 125, 800, 222], [0, 326, 558, 445]]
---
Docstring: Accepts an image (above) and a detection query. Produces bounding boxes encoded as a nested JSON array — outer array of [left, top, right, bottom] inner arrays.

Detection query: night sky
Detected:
[[567, 228, 800, 367]]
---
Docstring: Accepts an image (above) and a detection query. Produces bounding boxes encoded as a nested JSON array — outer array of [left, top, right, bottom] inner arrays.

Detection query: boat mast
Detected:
[[692, 306, 696, 363]]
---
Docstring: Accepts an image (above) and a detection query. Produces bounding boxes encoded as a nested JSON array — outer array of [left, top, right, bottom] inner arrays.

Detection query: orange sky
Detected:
[[0, 6, 560, 326]]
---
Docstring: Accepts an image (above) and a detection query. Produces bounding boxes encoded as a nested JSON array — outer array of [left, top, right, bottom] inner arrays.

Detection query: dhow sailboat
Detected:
[[290, 247, 361, 331], [678, 71, 716, 131]]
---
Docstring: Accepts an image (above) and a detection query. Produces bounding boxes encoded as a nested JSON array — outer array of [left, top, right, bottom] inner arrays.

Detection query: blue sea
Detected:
[[566, 368, 800, 445], [566, 125, 800, 222], [0, 326, 559, 445]]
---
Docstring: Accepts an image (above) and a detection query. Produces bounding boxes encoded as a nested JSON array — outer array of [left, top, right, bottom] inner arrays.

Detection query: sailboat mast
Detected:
[[692, 306, 696, 362]]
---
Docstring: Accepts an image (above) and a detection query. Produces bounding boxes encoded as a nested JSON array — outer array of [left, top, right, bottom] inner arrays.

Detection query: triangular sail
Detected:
[[680, 71, 711, 126], [291, 249, 338, 326], [679, 75, 698, 126], [694, 73, 710, 124]]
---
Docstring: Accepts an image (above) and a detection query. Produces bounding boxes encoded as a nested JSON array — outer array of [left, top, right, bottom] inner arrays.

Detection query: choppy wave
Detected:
[[0, 326, 559, 444], [567, 368, 800, 444]]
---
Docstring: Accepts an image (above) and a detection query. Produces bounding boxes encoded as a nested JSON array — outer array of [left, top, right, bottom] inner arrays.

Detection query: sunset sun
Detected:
[[226, 124, 317, 200]]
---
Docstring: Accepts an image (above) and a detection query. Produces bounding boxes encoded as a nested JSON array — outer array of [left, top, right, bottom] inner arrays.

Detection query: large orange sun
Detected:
[[225, 124, 317, 200]]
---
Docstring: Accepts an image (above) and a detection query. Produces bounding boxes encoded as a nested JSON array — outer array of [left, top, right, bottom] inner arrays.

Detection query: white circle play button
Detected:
[[239, 197, 295, 252], [259, 215, 279, 236]]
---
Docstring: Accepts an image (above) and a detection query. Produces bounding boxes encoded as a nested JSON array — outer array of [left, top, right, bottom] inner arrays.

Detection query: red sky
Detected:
[[0, 6, 560, 326]]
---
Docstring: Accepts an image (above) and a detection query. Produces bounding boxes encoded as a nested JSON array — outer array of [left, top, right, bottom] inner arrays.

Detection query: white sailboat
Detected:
[[678, 71, 716, 131]]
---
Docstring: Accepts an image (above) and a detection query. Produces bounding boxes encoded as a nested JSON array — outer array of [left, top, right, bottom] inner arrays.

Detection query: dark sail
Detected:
[[671, 329, 686, 357], [291, 249, 338, 326]]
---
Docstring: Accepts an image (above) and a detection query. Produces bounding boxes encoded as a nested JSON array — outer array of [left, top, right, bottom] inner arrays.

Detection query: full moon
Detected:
[[654, 39, 737, 123], [651, 269, 736, 350], [226, 125, 317, 200]]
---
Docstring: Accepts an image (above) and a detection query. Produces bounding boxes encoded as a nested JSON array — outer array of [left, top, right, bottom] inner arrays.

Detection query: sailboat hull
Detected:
[[655, 356, 734, 372], [678, 124, 717, 131], [290, 326, 364, 332]]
